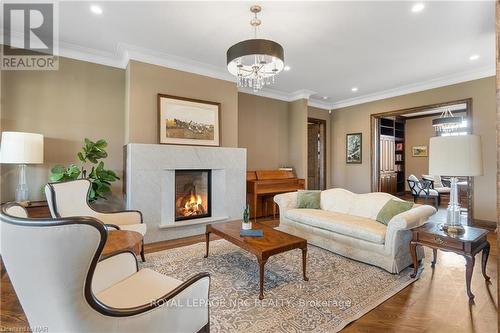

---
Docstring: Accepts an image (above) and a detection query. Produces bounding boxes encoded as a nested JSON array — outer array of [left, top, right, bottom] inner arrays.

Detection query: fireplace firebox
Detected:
[[175, 170, 211, 221]]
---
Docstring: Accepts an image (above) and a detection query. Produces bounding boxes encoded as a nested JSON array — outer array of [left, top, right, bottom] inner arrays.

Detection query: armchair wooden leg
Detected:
[[140, 241, 146, 262]]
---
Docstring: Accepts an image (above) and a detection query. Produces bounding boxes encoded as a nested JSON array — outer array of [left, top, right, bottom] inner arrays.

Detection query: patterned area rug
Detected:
[[144, 240, 419, 332]]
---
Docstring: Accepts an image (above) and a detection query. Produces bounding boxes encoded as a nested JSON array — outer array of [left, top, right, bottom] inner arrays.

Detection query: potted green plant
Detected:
[[242, 203, 252, 230], [48, 138, 119, 201]]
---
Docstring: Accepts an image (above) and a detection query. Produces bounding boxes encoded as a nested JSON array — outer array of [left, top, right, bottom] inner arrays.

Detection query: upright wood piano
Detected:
[[247, 170, 305, 219]]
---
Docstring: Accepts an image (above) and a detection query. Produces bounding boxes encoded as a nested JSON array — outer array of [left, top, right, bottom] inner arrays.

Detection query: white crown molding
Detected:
[[59, 41, 123, 68], [330, 65, 495, 109], [117, 42, 235, 82], [307, 99, 331, 110], [238, 86, 292, 101], [3, 36, 494, 112], [289, 89, 316, 101], [238, 87, 318, 103]]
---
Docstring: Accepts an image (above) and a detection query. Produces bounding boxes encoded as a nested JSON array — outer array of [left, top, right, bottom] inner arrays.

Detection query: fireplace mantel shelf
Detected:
[[158, 216, 230, 229]]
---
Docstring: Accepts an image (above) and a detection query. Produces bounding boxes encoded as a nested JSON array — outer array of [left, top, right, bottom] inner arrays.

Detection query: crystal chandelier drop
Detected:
[[226, 5, 285, 92], [432, 109, 463, 133]]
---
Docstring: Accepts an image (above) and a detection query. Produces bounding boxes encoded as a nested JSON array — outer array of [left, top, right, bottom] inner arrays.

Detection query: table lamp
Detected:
[[429, 135, 482, 234], [0, 132, 44, 203]]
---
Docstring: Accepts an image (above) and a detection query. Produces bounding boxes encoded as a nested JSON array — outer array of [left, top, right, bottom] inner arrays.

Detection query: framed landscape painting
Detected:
[[346, 133, 362, 164], [412, 145, 428, 157], [158, 94, 220, 146]]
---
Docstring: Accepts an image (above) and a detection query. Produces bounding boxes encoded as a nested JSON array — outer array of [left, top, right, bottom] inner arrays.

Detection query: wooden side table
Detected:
[[409, 223, 490, 303], [24, 201, 51, 218], [101, 230, 143, 259]]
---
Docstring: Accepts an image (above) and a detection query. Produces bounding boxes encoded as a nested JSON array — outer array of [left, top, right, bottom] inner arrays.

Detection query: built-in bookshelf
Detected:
[[379, 117, 406, 194]]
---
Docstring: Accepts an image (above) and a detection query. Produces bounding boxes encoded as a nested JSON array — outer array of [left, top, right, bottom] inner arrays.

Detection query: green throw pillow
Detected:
[[376, 199, 413, 225], [296, 190, 321, 209]]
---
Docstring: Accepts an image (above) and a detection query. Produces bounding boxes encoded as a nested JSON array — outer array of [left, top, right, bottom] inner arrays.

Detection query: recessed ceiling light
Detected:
[[469, 54, 480, 61], [351, 87, 358, 92], [90, 5, 103, 15], [284, 65, 291, 71], [411, 3, 425, 13], [322, 96, 328, 100]]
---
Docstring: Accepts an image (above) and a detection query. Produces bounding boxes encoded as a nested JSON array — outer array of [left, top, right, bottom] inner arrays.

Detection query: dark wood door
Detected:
[[379, 135, 397, 194], [307, 118, 326, 190]]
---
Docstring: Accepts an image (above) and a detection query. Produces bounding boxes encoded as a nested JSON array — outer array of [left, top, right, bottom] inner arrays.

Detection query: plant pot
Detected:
[[242, 222, 252, 230]]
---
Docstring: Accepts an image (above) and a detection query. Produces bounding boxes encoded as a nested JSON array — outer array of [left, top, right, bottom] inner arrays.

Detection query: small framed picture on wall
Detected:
[[412, 145, 428, 157], [158, 94, 221, 146], [346, 133, 362, 164]]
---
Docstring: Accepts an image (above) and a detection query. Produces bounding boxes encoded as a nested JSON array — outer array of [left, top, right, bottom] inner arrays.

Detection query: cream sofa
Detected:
[[274, 188, 436, 273]]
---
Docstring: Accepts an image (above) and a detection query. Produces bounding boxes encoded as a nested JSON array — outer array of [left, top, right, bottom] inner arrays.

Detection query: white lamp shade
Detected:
[[0, 132, 44, 164], [429, 135, 483, 176]]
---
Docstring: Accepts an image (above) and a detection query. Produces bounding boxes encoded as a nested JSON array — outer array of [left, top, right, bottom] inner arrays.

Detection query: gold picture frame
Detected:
[[158, 94, 221, 146], [412, 145, 428, 157]]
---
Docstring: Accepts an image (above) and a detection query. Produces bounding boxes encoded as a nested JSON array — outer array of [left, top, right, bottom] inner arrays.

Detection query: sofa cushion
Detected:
[[348, 192, 398, 219], [320, 188, 355, 214], [320, 188, 403, 220], [376, 199, 413, 225], [285, 209, 387, 244], [297, 190, 321, 209]]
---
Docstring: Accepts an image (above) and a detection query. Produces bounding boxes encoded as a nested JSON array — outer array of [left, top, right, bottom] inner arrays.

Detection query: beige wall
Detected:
[[331, 77, 497, 222], [1, 57, 125, 205], [238, 92, 289, 170], [404, 112, 466, 190], [288, 99, 308, 181], [126, 60, 238, 147], [237, 93, 325, 182], [308, 106, 332, 187], [404, 116, 434, 188]]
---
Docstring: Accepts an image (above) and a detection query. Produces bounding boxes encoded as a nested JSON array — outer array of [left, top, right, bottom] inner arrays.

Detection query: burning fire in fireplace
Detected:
[[175, 169, 211, 221], [179, 193, 207, 217]]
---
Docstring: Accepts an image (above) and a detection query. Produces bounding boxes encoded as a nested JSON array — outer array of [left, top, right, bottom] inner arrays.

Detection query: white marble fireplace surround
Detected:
[[125, 144, 246, 243]]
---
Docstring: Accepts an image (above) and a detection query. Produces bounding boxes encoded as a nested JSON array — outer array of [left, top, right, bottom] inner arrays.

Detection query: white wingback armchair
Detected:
[[0, 203, 210, 333], [45, 179, 147, 261]]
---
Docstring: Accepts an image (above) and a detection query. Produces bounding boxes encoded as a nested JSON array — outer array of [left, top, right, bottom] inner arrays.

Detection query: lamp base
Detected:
[[15, 164, 29, 203], [441, 224, 465, 235], [441, 177, 465, 236]]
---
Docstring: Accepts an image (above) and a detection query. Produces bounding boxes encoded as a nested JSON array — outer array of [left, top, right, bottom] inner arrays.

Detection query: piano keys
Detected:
[[247, 170, 305, 219]]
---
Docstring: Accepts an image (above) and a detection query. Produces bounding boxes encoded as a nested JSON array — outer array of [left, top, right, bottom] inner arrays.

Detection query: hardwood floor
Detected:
[[1, 216, 497, 332]]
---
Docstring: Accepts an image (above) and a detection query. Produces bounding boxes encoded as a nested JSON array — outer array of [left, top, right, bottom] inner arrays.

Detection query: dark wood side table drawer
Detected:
[[418, 232, 463, 250]]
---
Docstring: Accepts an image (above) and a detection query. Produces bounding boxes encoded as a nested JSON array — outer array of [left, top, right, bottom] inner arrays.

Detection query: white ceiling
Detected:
[[7, 1, 496, 109]]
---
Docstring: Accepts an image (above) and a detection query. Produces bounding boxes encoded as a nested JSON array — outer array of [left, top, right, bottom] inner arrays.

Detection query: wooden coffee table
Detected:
[[204, 220, 308, 299], [102, 230, 143, 258]]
